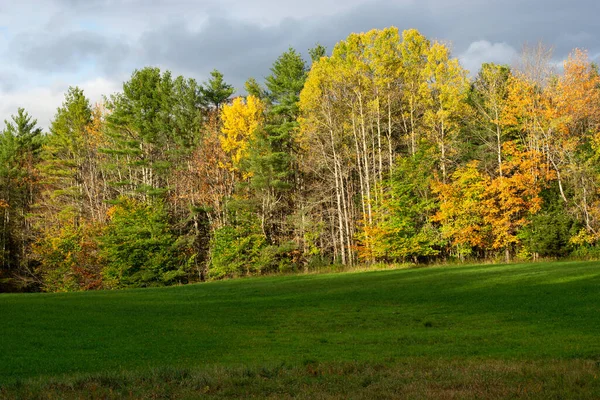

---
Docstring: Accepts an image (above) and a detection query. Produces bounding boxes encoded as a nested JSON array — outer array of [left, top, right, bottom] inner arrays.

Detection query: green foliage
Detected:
[[257, 241, 299, 273], [49, 86, 92, 146], [41, 87, 93, 212], [208, 205, 299, 278], [0, 108, 43, 288], [1, 108, 43, 157], [244, 77, 268, 102], [240, 48, 308, 245], [308, 43, 327, 63], [36, 228, 80, 292], [104, 67, 203, 197], [263, 47, 307, 158], [209, 223, 267, 279], [100, 198, 188, 288], [519, 187, 579, 258], [266, 48, 307, 116], [362, 150, 440, 262], [200, 69, 235, 111], [4, 28, 600, 293]]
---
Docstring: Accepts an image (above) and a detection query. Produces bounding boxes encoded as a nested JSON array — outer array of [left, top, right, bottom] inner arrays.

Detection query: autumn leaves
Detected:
[[2, 26, 599, 292], [297, 28, 600, 263]]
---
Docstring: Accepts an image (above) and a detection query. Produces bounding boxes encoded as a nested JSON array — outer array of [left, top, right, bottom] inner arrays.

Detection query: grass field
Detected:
[[1, 261, 600, 398]]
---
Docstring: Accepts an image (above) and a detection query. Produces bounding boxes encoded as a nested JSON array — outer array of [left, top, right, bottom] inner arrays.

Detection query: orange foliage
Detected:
[[555, 50, 600, 131], [434, 142, 553, 254], [482, 142, 550, 250]]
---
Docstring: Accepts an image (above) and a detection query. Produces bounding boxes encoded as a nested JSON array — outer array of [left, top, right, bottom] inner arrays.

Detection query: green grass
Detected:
[[1, 261, 600, 398]]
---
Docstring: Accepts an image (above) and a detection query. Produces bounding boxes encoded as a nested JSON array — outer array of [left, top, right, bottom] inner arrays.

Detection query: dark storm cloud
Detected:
[[137, 17, 310, 89], [2, 0, 600, 129], [133, 0, 600, 89], [135, 2, 440, 89], [11, 30, 130, 75], [440, 0, 600, 54], [8, 0, 600, 85]]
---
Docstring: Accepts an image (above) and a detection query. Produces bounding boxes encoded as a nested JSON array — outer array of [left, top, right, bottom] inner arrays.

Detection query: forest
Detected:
[[1, 27, 599, 292]]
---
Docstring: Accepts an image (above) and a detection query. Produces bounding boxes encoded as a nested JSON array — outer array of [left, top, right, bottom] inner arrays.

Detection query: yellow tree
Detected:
[[367, 27, 402, 173], [503, 49, 600, 244], [432, 161, 490, 259], [300, 52, 355, 265], [220, 95, 265, 174], [423, 42, 469, 182], [398, 29, 430, 156], [471, 63, 512, 177], [300, 27, 417, 265]]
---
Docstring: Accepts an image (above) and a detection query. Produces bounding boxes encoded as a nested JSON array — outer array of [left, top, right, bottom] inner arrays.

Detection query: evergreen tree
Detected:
[[34, 88, 108, 291], [308, 44, 327, 63], [41, 86, 93, 225], [244, 78, 268, 102], [104, 67, 203, 199], [200, 69, 235, 112], [100, 198, 188, 287], [247, 48, 308, 246], [0, 109, 43, 290]]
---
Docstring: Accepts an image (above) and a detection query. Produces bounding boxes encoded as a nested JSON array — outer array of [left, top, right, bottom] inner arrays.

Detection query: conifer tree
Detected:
[[201, 69, 235, 112], [0, 109, 43, 289]]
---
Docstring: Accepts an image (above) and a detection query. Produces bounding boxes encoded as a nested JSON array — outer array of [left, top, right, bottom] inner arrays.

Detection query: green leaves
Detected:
[[100, 198, 188, 288], [201, 69, 235, 111], [104, 67, 205, 197], [0, 108, 43, 284]]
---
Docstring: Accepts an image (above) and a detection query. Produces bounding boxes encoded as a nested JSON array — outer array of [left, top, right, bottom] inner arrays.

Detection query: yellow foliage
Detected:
[[219, 96, 264, 173], [432, 161, 490, 248], [570, 228, 598, 246]]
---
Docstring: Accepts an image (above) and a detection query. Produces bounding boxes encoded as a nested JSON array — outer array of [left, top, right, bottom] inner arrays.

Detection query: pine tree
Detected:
[[0, 109, 43, 290], [104, 67, 203, 199], [33, 88, 108, 291], [100, 198, 187, 288], [254, 48, 308, 244], [200, 69, 235, 112]]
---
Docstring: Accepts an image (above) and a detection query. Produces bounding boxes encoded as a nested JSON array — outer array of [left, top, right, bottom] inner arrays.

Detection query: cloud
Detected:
[[11, 30, 130, 76], [0, 70, 19, 92], [133, 1, 447, 90], [2, 0, 600, 126], [459, 41, 518, 75], [0, 77, 122, 131], [129, 0, 600, 89]]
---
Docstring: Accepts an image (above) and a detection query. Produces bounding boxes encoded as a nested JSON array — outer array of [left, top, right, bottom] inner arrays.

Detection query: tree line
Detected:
[[1, 27, 599, 292]]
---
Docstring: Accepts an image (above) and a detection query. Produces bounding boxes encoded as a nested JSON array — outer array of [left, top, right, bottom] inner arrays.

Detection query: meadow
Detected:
[[1, 261, 600, 398]]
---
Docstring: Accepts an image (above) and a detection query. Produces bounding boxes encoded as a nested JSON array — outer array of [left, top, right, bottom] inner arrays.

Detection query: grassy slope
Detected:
[[1, 261, 600, 397]]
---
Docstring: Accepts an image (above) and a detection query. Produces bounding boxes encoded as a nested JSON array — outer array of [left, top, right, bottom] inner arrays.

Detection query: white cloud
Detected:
[[459, 40, 518, 75], [0, 77, 122, 131]]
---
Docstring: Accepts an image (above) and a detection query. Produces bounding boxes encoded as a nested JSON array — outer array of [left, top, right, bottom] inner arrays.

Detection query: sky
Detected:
[[0, 0, 598, 130]]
